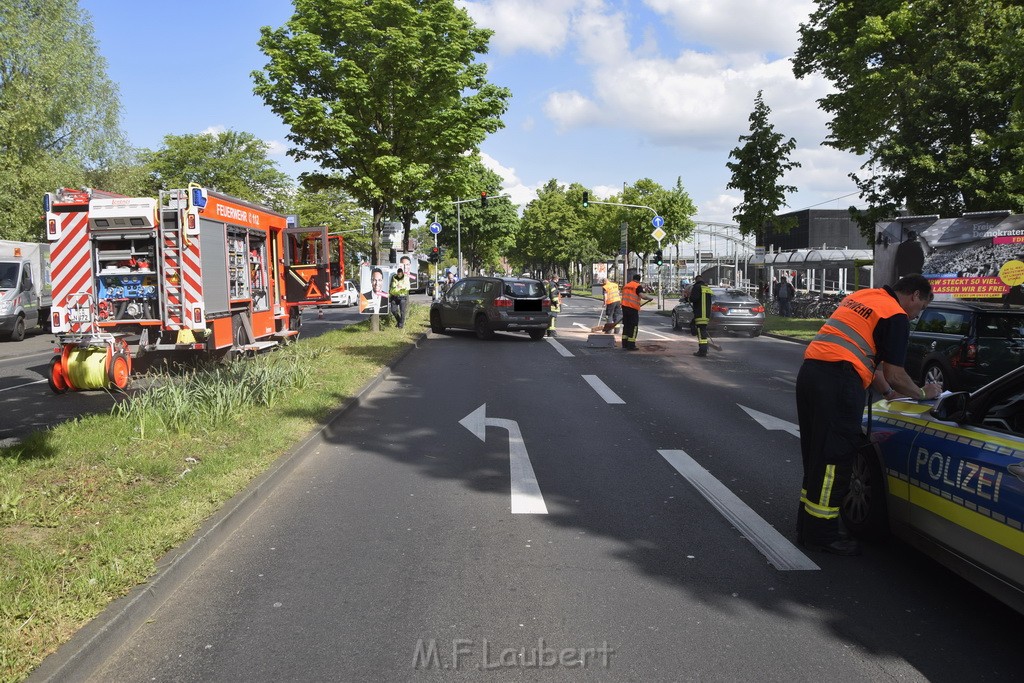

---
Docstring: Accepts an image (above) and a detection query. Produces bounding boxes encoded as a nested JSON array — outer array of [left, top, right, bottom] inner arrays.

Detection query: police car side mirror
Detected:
[[930, 391, 969, 422]]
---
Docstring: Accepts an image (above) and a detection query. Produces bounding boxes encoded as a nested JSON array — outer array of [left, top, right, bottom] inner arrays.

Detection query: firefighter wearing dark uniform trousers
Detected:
[[620, 274, 653, 350], [546, 276, 560, 337], [796, 274, 938, 555], [689, 275, 713, 357]]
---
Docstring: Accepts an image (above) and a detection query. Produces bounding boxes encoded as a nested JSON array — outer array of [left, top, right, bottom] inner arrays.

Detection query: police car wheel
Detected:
[[841, 445, 890, 540]]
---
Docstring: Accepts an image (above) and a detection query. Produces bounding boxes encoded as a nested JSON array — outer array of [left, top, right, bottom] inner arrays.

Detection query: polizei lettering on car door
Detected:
[[915, 448, 1004, 501]]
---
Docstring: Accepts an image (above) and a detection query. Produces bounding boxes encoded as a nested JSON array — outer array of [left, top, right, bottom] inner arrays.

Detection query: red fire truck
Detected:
[[43, 185, 330, 392]]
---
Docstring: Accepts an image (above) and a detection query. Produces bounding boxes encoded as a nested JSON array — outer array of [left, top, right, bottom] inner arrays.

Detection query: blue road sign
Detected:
[[651, 215, 665, 229], [429, 222, 442, 234]]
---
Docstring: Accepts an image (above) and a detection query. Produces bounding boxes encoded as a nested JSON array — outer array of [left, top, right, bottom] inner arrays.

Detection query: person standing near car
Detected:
[[621, 273, 654, 350], [389, 266, 409, 328], [546, 275, 561, 337], [776, 276, 795, 317], [689, 274, 713, 357], [601, 278, 623, 333], [796, 274, 940, 556]]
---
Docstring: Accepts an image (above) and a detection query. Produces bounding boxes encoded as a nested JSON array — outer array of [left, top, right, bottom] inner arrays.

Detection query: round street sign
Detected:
[[651, 215, 665, 229], [429, 222, 442, 234]]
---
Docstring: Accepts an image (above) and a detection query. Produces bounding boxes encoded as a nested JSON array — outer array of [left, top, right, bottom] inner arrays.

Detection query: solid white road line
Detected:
[[545, 337, 574, 357], [582, 375, 625, 404], [0, 379, 47, 393], [639, 328, 672, 340], [659, 449, 819, 571]]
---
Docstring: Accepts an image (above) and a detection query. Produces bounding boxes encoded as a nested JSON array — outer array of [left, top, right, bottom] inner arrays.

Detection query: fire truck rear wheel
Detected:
[[47, 356, 69, 394]]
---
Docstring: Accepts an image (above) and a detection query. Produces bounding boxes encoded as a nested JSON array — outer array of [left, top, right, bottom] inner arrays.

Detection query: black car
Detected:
[[556, 278, 572, 298], [429, 276, 552, 340], [905, 300, 1024, 391]]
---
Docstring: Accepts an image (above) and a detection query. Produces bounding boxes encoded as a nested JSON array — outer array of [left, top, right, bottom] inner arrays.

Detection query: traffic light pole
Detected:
[[450, 193, 510, 279]]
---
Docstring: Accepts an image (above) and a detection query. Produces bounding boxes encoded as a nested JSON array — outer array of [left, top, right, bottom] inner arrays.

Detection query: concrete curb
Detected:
[[29, 332, 429, 683]]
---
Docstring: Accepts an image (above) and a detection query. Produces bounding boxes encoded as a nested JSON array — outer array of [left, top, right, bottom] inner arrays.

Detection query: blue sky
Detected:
[[80, 0, 864, 227]]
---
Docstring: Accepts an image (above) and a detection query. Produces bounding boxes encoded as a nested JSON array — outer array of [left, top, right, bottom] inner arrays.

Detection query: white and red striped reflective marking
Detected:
[[49, 211, 96, 333], [163, 231, 182, 329], [181, 235, 203, 329]]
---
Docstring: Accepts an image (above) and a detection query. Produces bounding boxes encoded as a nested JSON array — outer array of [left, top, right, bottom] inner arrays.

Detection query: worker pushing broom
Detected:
[[592, 277, 624, 333]]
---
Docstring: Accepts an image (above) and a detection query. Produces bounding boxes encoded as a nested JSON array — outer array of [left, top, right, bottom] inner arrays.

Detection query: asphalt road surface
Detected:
[[36, 296, 1020, 682]]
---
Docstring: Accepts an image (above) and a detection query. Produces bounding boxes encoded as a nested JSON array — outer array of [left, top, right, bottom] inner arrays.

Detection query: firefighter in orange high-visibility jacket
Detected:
[[796, 274, 939, 556], [546, 275, 560, 337], [601, 278, 622, 333], [621, 273, 653, 350]]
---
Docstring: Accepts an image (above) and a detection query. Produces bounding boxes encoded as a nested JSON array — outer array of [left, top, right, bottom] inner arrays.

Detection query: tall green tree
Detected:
[[0, 0, 126, 239], [144, 130, 293, 210], [725, 91, 800, 240], [793, 0, 1024, 235], [252, 0, 511, 271], [429, 159, 517, 275]]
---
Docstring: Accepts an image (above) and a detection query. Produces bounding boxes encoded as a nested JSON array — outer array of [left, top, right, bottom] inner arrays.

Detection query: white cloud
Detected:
[[459, 0, 579, 55], [265, 139, 289, 156], [643, 0, 815, 56], [200, 125, 226, 136], [699, 194, 741, 225]]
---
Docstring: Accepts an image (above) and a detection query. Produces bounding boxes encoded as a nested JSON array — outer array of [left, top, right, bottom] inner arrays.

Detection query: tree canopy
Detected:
[[726, 90, 801, 240], [143, 130, 293, 210], [793, 0, 1024, 233], [252, 0, 511, 266], [0, 0, 126, 239]]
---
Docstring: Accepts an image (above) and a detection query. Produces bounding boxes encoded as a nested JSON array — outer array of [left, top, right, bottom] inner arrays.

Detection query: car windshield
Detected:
[[504, 281, 545, 298]]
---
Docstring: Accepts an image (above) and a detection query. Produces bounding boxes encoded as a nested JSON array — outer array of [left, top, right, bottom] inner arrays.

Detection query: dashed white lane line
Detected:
[[659, 449, 819, 571], [582, 375, 625, 404], [545, 337, 574, 357]]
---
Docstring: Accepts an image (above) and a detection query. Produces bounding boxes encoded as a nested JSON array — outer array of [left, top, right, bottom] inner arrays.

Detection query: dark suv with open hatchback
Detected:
[[906, 300, 1024, 391], [430, 276, 552, 340]]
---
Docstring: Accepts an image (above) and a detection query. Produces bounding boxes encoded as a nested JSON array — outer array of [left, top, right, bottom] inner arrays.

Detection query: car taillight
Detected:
[[493, 296, 513, 308], [955, 341, 977, 368], [752, 305, 765, 313], [711, 304, 728, 313], [542, 298, 550, 309]]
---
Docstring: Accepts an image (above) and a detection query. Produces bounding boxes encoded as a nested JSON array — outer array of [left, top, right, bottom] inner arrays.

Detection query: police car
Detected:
[[847, 366, 1024, 614]]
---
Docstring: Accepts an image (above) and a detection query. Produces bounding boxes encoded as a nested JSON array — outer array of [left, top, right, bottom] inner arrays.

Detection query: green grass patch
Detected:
[[0, 306, 428, 682], [763, 314, 824, 341]]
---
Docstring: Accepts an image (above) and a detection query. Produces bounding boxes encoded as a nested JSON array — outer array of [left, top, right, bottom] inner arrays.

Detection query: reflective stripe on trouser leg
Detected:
[[801, 465, 840, 519], [548, 313, 556, 331]]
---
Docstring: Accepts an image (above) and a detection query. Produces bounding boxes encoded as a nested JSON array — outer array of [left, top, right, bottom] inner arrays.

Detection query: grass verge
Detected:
[[0, 306, 427, 682], [763, 314, 824, 341]]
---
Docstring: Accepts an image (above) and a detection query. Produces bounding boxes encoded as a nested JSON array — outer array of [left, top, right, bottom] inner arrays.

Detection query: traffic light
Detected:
[[480, 191, 488, 208], [582, 191, 589, 208], [654, 249, 663, 266], [429, 246, 439, 263]]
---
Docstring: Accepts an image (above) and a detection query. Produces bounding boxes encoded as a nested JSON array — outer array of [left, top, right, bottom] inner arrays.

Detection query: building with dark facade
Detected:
[[760, 209, 871, 251]]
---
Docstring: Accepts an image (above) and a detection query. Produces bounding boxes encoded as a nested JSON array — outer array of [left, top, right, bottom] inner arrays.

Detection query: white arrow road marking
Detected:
[[572, 322, 594, 331], [545, 337, 574, 357], [460, 404, 548, 514], [582, 375, 625, 404], [659, 450, 819, 571], [738, 405, 800, 438]]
